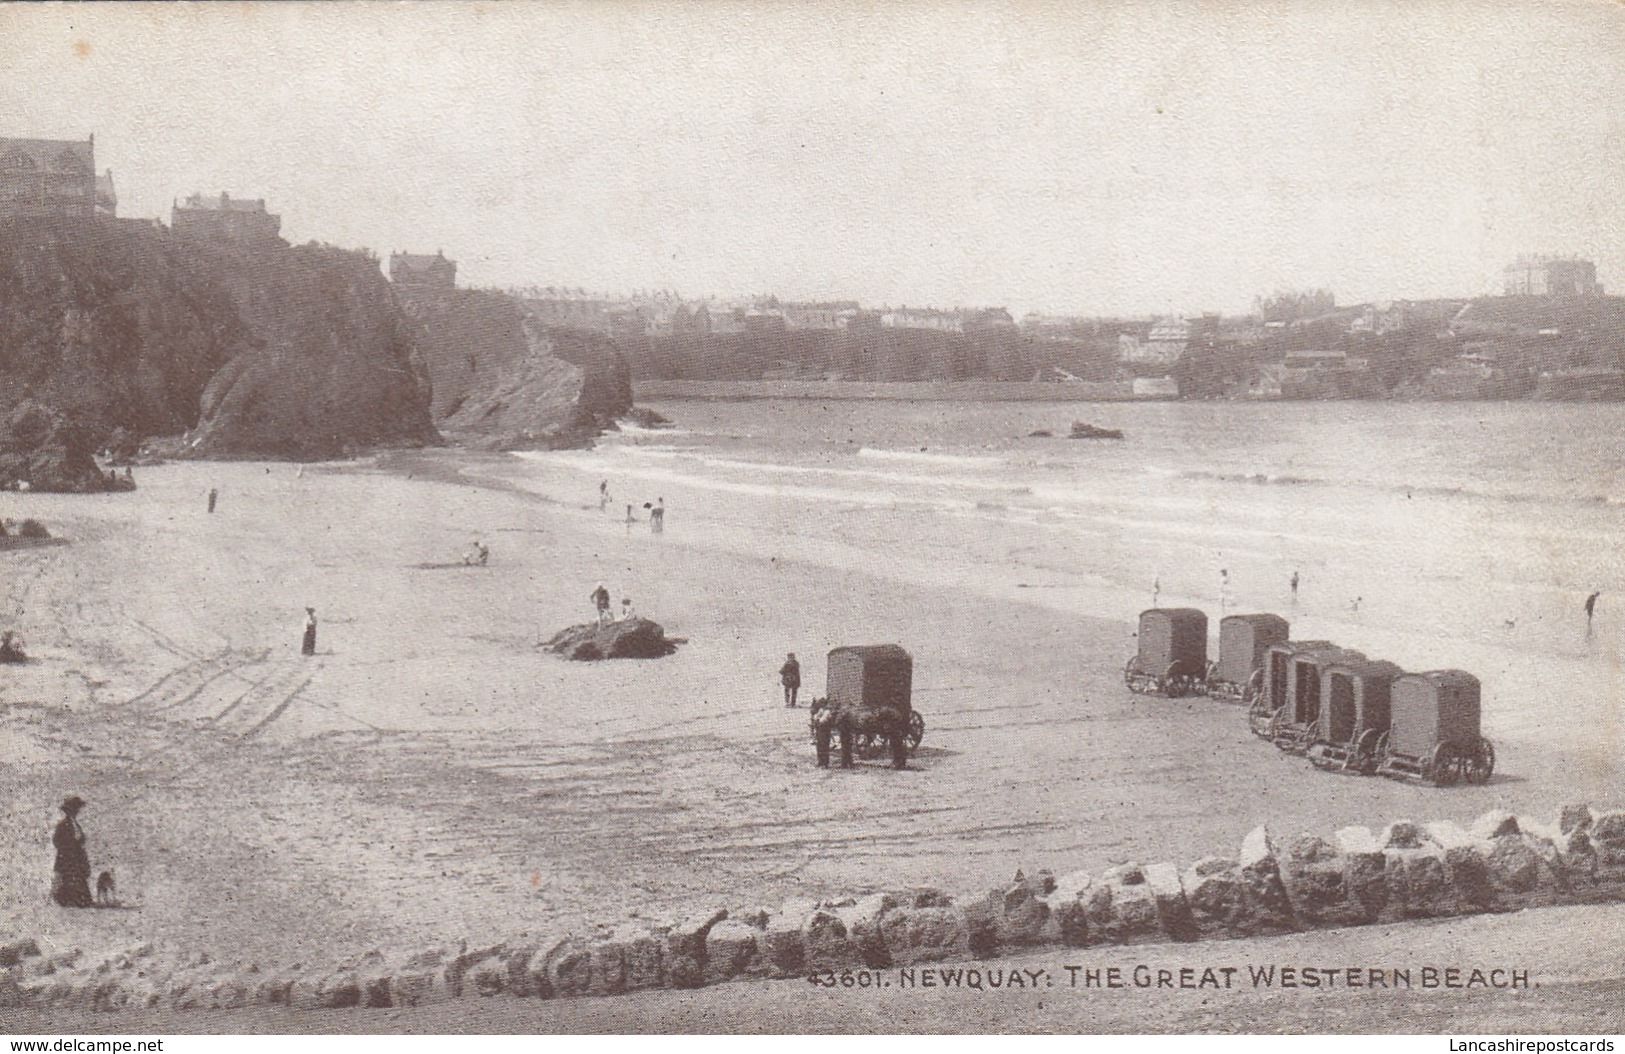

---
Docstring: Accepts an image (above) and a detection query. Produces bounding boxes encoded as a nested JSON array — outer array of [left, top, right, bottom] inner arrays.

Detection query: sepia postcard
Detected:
[[0, 0, 1622, 1040]]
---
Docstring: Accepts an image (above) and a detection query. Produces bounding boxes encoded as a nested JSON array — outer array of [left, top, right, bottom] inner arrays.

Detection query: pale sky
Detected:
[[3, 1, 1623, 316]]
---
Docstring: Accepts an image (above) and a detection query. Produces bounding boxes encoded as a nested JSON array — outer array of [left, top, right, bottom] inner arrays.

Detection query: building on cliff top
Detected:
[[390, 250, 457, 290], [1503, 256, 1602, 297], [0, 134, 116, 220], [172, 191, 282, 244]]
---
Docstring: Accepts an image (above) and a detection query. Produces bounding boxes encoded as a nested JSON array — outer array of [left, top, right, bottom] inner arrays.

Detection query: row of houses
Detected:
[[489, 289, 1023, 341], [3, 131, 458, 296], [1, 133, 288, 248]]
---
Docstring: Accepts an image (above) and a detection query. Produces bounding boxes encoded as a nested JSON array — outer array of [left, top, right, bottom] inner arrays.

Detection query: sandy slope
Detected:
[[0, 450, 1621, 1027]]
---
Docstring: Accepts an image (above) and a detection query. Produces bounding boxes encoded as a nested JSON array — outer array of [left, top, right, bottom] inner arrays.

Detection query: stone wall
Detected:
[[3, 803, 1621, 1013]]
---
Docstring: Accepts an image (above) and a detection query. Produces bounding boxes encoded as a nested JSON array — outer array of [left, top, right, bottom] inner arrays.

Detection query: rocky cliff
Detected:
[[0, 218, 437, 462], [401, 289, 632, 449], [185, 241, 436, 458], [0, 219, 246, 440]]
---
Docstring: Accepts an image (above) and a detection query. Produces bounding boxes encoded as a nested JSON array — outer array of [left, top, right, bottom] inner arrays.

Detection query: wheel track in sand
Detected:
[[212, 661, 316, 738]]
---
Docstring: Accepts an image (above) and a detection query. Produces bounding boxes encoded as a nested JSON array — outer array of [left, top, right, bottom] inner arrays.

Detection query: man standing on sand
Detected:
[[591, 582, 613, 625], [302, 607, 318, 656], [207, 487, 218, 514], [780, 652, 801, 708], [52, 796, 94, 908]]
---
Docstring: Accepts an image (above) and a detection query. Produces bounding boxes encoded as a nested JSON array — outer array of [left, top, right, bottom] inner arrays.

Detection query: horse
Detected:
[[809, 696, 909, 770]]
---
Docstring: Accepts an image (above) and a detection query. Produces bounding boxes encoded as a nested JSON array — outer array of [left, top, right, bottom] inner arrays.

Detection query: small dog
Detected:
[[95, 870, 115, 906]]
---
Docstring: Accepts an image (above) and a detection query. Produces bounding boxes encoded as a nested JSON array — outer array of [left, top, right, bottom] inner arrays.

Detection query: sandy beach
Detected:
[[1, 441, 1622, 1025]]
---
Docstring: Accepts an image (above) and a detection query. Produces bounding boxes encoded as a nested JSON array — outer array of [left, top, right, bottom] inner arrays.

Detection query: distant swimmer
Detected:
[[301, 607, 318, 656], [1290, 571, 1299, 597], [650, 497, 665, 534], [1586, 590, 1601, 632], [780, 652, 801, 708], [465, 539, 489, 566], [599, 480, 610, 512], [591, 582, 613, 625], [1351, 596, 1362, 613], [207, 487, 218, 514]]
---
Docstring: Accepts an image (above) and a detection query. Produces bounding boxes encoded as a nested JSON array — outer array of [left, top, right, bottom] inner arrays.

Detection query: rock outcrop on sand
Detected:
[[0, 401, 133, 493], [0, 218, 437, 461], [3, 803, 1621, 1013], [543, 618, 680, 660], [399, 288, 633, 450]]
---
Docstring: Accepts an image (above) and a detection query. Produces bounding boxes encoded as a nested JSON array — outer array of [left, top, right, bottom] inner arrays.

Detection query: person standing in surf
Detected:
[[302, 607, 318, 656]]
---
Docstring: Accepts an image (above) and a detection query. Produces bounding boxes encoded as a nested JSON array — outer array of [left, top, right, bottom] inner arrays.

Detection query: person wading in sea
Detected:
[[302, 607, 318, 656], [52, 796, 94, 908], [1585, 590, 1602, 634]]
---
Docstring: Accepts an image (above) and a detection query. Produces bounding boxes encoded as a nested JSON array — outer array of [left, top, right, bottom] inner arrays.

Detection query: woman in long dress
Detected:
[[52, 796, 94, 908]]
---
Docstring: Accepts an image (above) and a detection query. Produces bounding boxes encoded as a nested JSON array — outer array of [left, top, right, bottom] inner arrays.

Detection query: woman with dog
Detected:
[[52, 796, 94, 908]]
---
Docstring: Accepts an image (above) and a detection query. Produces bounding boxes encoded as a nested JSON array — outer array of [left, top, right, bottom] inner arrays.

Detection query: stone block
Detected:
[[464, 955, 508, 997], [1558, 803, 1594, 835], [289, 971, 361, 1010], [250, 974, 297, 1007], [527, 937, 593, 999], [1381, 820, 1431, 850], [1085, 864, 1163, 945], [612, 926, 666, 991], [759, 909, 807, 979], [1040, 870, 1093, 947], [1482, 833, 1562, 909], [393, 948, 464, 1000], [1142, 862, 1194, 941], [1592, 810, 1625, 863], [1333, 826, 1390, 921], [835, 893, 897, 967], [987, 878, 1050, 947], [1237, 826, 1300, 934], [1469, 810, 1522, 841], [1181, 856, 1244, 940], [1278, 834, 1370, 928], [0, 939, 40, 968], [878, 904, 970, 964], [658, 907, 727, 989], [802, 908, 862, 972], [704, 920, 762, 984], [1380, 846, 1463, 920]]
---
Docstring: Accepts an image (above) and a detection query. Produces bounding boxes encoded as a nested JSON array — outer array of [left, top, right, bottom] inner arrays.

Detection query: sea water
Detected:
[[516, 399, 1625, 757]]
